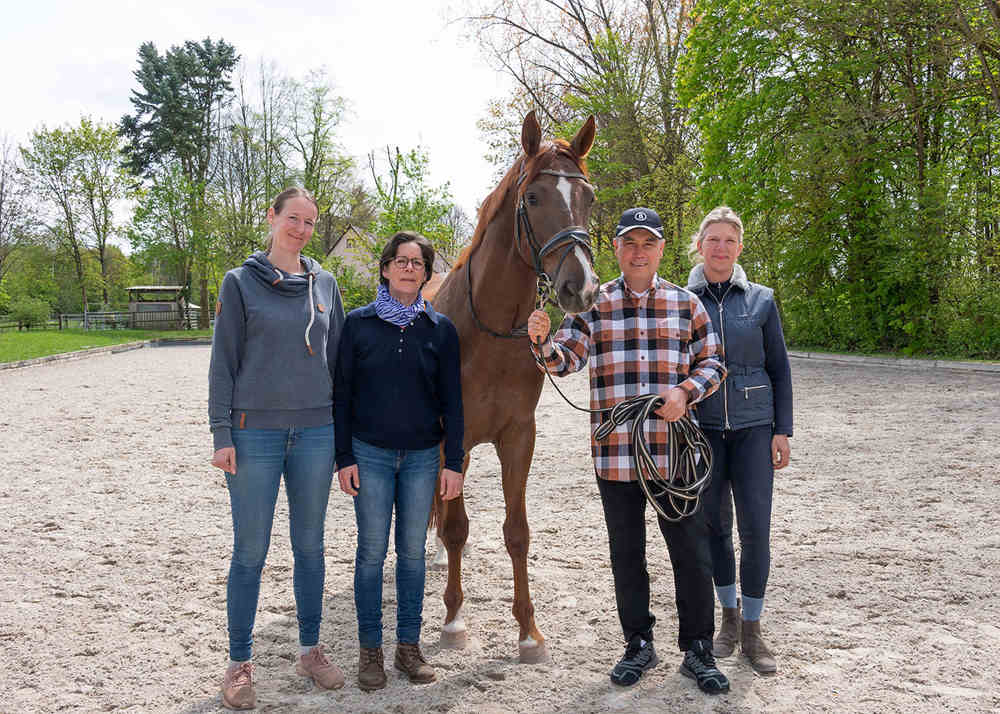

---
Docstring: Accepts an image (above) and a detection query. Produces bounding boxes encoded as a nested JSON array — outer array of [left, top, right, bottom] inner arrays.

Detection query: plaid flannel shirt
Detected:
[[532, 275, 726, 482]]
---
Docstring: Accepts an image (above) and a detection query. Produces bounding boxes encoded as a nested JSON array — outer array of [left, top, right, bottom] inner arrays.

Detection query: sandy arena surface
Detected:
[[1, 345, 999, 713]]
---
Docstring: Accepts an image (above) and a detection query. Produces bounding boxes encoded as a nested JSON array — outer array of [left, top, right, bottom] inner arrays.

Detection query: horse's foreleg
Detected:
[[497, 423, 547, 663], [440, 456, 470, 648]]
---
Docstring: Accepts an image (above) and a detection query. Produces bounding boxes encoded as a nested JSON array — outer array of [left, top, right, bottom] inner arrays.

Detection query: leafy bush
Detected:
[[10, 297, 52, 328], [323, 255, 377, 312]]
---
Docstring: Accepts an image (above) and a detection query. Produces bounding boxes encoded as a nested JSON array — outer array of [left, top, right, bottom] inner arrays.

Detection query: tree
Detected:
[[368, 146, 467, 262], [121, 37, 240, 327], [678, 0, 1000, 356], [0, 135, 29, 287], [20, 125, 91, 311], [73, 118, 135, 306], [465, 0, 698, 271]]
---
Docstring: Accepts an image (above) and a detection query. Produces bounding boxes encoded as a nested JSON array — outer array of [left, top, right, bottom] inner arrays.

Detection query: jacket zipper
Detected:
[[743, 385, 767, 399], [706, 283, 734, 430]]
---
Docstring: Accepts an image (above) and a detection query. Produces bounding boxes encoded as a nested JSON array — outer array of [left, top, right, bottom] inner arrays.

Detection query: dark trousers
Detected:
[[702, 425, 774, 599], [596, 477, 715, 652]]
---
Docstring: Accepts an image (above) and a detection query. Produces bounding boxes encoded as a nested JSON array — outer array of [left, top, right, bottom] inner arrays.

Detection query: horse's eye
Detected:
[[526, 192, 538, 206]]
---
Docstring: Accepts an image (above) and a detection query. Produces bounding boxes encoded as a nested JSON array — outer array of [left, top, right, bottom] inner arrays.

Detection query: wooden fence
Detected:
[[0, 308, 207, 332]]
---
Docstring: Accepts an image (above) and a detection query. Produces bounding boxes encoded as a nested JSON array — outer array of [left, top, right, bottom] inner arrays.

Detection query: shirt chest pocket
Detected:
[[656, 318, 691, 344]]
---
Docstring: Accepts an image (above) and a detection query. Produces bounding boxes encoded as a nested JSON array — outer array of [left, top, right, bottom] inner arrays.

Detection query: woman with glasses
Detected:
[[334, 231, 465, 691]]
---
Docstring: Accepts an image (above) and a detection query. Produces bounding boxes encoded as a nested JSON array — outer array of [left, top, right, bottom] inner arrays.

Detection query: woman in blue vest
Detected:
[[686, 206, 793, 675], [334, 231, 465, 691]]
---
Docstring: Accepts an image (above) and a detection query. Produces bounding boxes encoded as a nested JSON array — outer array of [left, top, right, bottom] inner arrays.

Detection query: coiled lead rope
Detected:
[[533, 281, 713, 521]]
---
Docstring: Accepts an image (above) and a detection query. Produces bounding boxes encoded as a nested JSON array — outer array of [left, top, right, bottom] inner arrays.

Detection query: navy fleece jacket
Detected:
[[208, 251, 346, 451], [334, 301, 464, 472]]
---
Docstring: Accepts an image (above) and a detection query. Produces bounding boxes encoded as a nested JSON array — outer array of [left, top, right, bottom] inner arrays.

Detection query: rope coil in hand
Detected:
[[532, 282, 713, 522]]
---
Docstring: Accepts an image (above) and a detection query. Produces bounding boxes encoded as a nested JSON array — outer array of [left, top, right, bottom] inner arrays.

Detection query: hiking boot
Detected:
[[741, 619, 777, 674], [714, 602, 741, 658], [609, 637, 659, 687], [221, 661, 256, 710], [680, 640, 730, 694], [358, 646, 387, 691], [296, 644, 345, 690], [394, 642, 436, 684]]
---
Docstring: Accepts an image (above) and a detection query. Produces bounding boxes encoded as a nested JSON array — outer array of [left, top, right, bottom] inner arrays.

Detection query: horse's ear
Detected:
[[570, 115, 597, 159], [521, 111, 542, 157]]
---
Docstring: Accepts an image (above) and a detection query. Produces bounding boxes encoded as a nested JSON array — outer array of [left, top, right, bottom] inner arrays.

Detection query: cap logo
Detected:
[[635, 211, 647, 221]]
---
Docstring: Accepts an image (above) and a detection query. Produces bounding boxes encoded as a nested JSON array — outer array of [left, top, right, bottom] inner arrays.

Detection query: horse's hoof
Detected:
[[440, 628, 468, 649], [518, 639, 549, 664]]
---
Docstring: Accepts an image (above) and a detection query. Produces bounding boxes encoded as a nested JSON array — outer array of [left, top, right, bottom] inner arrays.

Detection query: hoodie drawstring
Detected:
[[271, 262, 316, 356], [305, 273, 316, 355]]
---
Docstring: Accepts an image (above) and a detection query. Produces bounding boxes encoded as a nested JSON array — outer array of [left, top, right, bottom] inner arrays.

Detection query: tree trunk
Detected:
[[199, 276, 210, 329]]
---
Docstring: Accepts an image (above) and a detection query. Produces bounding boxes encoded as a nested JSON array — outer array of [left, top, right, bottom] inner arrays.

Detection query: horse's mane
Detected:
[[451, 140, 589, 272]]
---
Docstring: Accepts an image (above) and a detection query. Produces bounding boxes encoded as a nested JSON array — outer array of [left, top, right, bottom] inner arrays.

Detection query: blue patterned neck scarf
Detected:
[[374, 283, 425, 327]]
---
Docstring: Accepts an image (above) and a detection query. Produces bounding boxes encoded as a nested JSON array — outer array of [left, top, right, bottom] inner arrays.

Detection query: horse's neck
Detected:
[[469, 201, 537, 330]]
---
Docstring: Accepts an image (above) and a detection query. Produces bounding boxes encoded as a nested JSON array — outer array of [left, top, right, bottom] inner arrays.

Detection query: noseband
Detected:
[[467, 165, 595, 339]]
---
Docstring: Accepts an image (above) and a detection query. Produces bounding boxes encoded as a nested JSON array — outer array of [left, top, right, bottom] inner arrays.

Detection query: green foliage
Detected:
[[9, 297, 52, 327], [369, 146, 465, 260], [322, 254, 376, 312], [678, 0, 1000, 358]]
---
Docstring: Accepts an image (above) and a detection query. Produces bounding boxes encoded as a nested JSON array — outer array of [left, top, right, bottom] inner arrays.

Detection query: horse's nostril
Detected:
[[562, 280, 581, 296]]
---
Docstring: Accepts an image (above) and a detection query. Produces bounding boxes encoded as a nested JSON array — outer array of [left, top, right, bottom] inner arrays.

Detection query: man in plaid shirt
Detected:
[[528, 207, 730, 695]]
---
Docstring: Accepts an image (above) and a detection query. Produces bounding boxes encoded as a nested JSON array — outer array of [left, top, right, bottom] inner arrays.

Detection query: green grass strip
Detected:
[[0, 329, 212, 363]]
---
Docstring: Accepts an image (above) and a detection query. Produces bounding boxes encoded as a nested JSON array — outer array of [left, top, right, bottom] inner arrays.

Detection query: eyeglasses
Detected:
[[390, 257, 426, 270]]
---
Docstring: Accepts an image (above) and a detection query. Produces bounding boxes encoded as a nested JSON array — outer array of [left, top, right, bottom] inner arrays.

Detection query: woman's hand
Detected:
[[771, 434, 791, 469], [211, 447, 236, 475], [338, 464, 360, 496], [527, 310, 553, 355], [440, 468, 464, 501]]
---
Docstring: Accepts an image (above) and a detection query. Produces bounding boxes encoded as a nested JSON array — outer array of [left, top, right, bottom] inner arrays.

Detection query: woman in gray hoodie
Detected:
[[208, 187, 346, 710]]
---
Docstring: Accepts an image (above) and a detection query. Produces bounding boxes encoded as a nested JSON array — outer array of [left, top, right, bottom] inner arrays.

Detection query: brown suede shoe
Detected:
[[221, 661, 256, 710], [394, 642, 436, 684], [714, 604, 741, 658], [296, 644, 345, 690], [358, 646, 387, 691], [741, 619, 777, 674]]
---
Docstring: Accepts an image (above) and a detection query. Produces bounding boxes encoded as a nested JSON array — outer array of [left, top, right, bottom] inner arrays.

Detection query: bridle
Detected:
[[467, 165, 595, 339]]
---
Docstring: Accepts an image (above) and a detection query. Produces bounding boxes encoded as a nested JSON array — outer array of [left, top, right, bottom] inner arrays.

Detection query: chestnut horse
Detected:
[[427, 111, 598, 663]]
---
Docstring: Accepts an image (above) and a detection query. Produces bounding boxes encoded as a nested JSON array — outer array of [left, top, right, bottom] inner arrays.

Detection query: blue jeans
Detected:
[[352, 437, 439, 648], [226, 424, 334, 661]]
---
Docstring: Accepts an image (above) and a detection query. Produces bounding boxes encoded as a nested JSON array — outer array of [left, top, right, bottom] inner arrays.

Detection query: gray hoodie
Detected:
[[208, 251, 346, 451]]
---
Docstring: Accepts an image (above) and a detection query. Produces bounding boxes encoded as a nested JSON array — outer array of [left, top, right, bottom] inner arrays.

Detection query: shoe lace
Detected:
[[229, 661, 253, 687], [696, 645, 717, 668], [308, 645, 330, 667]]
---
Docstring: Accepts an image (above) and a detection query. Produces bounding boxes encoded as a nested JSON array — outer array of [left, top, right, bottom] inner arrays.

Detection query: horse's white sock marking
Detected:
[[519, 635, 538, 647], [432, 536, 448, 567], [443, 607, 466, 632]]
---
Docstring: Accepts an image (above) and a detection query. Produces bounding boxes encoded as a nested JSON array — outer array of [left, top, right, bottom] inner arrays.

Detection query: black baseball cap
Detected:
[[615, 207, 663, 239]]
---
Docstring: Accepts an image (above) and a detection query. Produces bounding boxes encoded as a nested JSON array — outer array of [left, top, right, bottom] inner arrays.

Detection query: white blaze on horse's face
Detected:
[[575, 245, 600, 303], [556, 177, 573, 215]]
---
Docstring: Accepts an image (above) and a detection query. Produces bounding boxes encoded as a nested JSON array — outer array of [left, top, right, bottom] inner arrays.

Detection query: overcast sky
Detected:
[[2, 0, 512, 220]]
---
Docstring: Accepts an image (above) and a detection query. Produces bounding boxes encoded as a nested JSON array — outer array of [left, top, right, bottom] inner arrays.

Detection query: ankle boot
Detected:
[[358, 646, 387, 691], [714, 603, 741, 658], [741, 619, 776, 674], [394, 642, 436, 684]]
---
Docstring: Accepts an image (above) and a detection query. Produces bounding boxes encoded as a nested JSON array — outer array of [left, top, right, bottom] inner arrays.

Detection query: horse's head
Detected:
[[514, 111, 599, 315]]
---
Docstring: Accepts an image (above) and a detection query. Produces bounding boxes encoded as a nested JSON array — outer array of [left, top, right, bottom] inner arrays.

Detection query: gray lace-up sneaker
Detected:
[[610, 637, 659, 687], [680, 639, 730, 694]]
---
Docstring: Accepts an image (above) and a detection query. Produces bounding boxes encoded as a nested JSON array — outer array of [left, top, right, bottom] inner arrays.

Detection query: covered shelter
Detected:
[[126, 286, 197, 330]]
